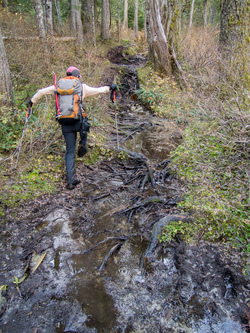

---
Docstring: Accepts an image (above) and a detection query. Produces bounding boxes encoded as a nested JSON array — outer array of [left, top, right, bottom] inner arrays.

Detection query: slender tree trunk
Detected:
[[117, 0, 121, 42], [33, 0, 46, 38], [76, 0, 84, 44], [110, 0, 112, 28], [44, 0, 53, 36], [91, 0, 96, 45], [3, 0, 8, 11], [82, 0, 91, 34], [189, 0, 195, 27], [203, 0, 208, 27], [209, 5, 217, 25], [144, 0, 147, 40], [71, 0, 76, 31], [122, 0, 128, 30], [71, 0, 84, 44], [101, 0, 110, 39], [54, 0, 63, 35], [134, 0, 139, 39], [0, 27, 13, 106]]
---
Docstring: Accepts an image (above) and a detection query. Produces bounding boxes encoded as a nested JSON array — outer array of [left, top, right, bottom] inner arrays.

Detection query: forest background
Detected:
[[0, 0, 249, 263]]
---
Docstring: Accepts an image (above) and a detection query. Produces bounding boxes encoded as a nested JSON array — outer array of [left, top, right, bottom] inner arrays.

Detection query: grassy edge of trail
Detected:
[[137, 63, 249, 271]]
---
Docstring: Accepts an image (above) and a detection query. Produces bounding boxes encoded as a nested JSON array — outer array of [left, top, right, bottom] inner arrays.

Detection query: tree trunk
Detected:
[[134, 0, 139, 39], [44, 0, 53, 36], [209, 5, 217, 25], [145, 0, 172, 75], [3, 0, 8, 11], [144, 1, 147, 40], [54, 0, 63, 35], [75, 0, 84, 44], [91, 0, 96, 45], [82, 0, 92, 34], [122, 0, 128, 30], [161, 0, 181, 51], [0, 27, 13, 106], [33, 0, 46, 38], [203, 0, 208, 27], [189, 0, 195, 27], [101, 0, 110, 39], [220, 0, 250, 86], [71, 0, 77, 31], [117, 0, 121, 42], [72, 0, 84, 44], [220, 0, 249, 54]]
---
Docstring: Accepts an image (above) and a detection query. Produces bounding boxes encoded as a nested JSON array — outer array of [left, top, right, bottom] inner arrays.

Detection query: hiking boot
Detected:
[[66, 184, 75, 190], [78, 145, 88, 157], [72, 179, 81, 185]]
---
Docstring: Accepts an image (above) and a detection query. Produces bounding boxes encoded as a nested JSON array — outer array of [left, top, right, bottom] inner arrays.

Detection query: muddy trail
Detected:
[[0, 46, 249, 333]]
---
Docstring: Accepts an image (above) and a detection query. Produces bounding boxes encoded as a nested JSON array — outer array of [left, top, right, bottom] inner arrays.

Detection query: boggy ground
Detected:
[[0, 47, 249, 333]]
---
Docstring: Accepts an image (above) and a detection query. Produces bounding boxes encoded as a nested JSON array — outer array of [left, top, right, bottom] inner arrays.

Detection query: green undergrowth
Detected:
[[137, 63, 249, 255], [0, 154, 63, 219], [137, 64, 194, 125], [169, 120, 249, 252]]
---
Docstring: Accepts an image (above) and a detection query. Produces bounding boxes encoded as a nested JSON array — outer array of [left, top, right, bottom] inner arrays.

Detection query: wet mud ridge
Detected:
[[0, 47, 249, 333]]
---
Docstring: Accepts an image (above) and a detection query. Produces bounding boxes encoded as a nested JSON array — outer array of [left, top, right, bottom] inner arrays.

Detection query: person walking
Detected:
[[27, 66, 117, 190]]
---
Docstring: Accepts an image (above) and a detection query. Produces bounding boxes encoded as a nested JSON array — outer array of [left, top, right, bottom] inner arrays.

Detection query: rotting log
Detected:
[[2, 36, 77, 42]]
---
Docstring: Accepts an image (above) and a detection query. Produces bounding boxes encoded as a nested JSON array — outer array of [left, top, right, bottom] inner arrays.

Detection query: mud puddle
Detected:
[[0, 48, 249, 333]]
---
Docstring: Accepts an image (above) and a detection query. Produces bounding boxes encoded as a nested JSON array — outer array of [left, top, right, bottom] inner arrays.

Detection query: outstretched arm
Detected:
[[31, 85, 55, 104], [82, 84, 110, 99]]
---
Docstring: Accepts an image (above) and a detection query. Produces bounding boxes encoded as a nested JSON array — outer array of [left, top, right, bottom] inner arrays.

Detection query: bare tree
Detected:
[[122, 0, 128, 30], [82, 0, 91, 33], [189, 0, 195, 27], [134, 0, 139, 39], [203, 0, 208, 27], [54, 0, 63, 35], [117, 0, 121, 42], [0, 27, 13, 105], [44, 0, 53, 36], [3, 0, 8, 11], [71, 0, 77, 31], [71, 0, 84, 44], [33, 0, 46, 38], [101, 0, 110, 39], [209, 5, 217, 25], [91, 0, 96, 45]]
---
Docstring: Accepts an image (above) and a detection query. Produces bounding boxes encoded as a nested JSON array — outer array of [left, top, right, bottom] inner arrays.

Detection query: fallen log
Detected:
[[3, 36, 77, 42]]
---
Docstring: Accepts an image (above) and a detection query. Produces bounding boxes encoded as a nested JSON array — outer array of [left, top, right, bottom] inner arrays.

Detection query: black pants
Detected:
[[61, 120, 88, 185]]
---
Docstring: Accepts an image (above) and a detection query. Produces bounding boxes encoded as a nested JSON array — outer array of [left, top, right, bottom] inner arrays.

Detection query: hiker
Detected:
[[26, 66, 117, 190]]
